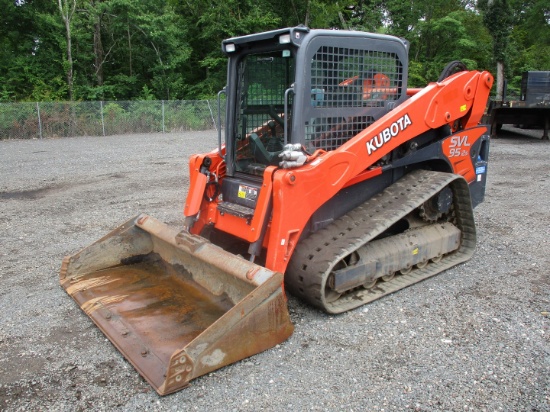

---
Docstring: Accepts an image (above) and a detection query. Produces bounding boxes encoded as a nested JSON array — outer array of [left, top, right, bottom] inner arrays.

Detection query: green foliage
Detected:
[[478, 0, 513, 63], [0, 0, 548, 102], [30, 77, 68, 102], [414, 10, 490, 81], [508, 0, 550, 76], [0, 103, 39, 139], [99, 100, 212, 134], [408, 61, 427, 88], [138, 85, 156, 101], [0, 0, 64, 102], [103, 102, 126, 118], [165, 102, 212, 132]]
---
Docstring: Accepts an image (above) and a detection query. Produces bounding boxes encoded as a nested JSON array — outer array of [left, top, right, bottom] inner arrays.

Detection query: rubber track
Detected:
[[285, 170, 476, 314]]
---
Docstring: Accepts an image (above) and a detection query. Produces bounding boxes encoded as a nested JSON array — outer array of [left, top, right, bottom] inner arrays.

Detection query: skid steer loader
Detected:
[[61, 27, 493, 395]]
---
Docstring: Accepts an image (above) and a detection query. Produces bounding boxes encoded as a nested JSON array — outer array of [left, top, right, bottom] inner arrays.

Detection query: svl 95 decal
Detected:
[[442, 127, 487, 183], [448, 135, 470, 157]]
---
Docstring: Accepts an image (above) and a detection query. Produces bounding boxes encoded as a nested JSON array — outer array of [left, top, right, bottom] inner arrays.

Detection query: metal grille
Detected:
[[306, 115, 375, 151], [311, 46, 401, 108], [305, 46, 403, 152]]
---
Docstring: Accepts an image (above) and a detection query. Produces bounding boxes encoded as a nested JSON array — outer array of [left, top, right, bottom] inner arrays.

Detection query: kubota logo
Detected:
[[366, 114, 412, 155]]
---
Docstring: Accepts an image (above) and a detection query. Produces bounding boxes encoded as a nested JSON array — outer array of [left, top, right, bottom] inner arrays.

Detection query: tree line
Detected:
[[1, 0, 548, 102]]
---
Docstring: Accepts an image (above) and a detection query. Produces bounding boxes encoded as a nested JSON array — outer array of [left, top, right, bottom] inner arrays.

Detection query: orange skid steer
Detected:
[[61, 27, 493, 395]]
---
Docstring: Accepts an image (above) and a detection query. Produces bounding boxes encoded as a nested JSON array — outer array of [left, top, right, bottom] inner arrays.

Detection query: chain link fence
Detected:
[[0, 100, 226, 139]]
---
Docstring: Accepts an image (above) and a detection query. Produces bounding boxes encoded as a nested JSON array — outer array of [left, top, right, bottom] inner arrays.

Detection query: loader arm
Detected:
[[265, 70, 493, 273]]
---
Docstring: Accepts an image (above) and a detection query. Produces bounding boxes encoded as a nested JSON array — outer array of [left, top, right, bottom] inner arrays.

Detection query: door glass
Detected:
[[234, 51, 295, 173]]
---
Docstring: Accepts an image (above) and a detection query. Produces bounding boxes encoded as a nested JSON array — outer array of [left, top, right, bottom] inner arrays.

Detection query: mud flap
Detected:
[[60, 214, 294, 395]]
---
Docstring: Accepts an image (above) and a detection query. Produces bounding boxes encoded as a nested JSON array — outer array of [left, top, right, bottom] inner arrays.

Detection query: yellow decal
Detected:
[[412, 247, 419, 255], [460, 104, 467, 112], [238, 190, 246, 199]]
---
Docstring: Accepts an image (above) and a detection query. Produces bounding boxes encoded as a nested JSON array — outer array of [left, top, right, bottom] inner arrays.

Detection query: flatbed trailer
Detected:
[[488, 71, 550, 140]]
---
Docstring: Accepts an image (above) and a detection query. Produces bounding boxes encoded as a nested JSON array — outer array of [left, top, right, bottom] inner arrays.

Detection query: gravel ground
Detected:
[[0, 127, 548, 411]]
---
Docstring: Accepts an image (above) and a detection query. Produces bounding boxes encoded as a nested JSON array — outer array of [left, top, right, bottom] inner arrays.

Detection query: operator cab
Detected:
[[220, 27, 304, 178], [217, 27, 409, 215]]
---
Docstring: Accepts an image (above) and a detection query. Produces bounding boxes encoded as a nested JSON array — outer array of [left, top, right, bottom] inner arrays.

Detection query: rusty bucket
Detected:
[[60, 214, 294, 395]]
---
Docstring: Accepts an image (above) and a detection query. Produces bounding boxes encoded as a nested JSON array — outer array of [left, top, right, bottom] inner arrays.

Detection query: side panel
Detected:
[[468, 134, 490, 207], [441, 127, 486, 183], [304, 171, 392, 235], [441, 127, 491, 207]]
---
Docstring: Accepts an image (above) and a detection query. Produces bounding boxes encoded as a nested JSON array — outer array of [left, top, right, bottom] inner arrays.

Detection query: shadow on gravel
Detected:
[[495, 126, 548, 142], [0, 184, 71, 200]]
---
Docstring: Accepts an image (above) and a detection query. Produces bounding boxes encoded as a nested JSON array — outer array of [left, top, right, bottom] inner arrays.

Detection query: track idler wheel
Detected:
[[363, 278, 377, 289], [325, 273, 342, 303], [416, 260, 428, 269], [400, 266, 412, 275], [431, 255, 443, 263], [381, 272, 395, 282], [420, 187, 453, 222]]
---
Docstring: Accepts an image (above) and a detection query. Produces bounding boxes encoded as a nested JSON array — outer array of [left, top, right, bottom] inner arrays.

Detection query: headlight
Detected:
[[279, 34, 291, 44]]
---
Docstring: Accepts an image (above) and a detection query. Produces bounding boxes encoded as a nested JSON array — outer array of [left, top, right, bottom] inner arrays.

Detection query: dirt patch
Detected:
[[0, 186, 59, 200]]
